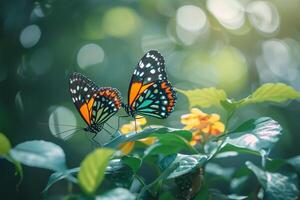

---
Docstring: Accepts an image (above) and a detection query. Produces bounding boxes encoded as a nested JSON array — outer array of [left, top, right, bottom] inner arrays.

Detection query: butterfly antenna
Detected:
[[105, 123, 117, 131], [53, 127, 83, 140], [90, 133, 101, 147], [37, 121, 84, 129], [117, 115, 130, 131]]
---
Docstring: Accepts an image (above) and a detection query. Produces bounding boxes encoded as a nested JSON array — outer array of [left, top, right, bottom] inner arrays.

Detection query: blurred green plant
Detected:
[[1, 83, 300, 199]]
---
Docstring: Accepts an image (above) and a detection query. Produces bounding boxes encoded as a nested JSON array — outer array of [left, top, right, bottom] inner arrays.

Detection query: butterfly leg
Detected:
[[91, 133, 101, 147], [117, 115, 130, 131], [105, 123, 117, 131]]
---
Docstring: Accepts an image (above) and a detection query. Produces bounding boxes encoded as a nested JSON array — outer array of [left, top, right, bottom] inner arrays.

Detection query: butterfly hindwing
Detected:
[[90, 88, 122, 125], [133, 80, 176, 118], [69, 72, 122, 131]]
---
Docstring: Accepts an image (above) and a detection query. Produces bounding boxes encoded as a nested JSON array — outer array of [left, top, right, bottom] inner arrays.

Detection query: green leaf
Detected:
[[4, 154, 24, 188], [241, 83, 300, 106], [167, 154, 207, 179], [105, 159, 134, 188], [159, 154, 177, 170], [246, 161, 299, 200], [95, 188, 135, 200], [208, 189, 248, 200], [105, 127, 193, 152], [144, 132, 197, 156], [78, 148, 115, 195], [225, 117, 282, 155], [176, 87, 227, 108], [205, 163, 235, 181], [287, 155, 300, 173], [0, 133, 11, 156], [43, 167, 79, 193], [122, 156, 142, 172], [10, 140, 67, 171]]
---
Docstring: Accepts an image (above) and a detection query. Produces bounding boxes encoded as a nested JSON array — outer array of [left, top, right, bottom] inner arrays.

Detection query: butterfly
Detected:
[[69, 72, 122, 134], [122, 50, 176, 119]]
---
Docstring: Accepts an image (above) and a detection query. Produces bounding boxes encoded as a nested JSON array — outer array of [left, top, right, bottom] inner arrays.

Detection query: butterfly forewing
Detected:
[[131, 50, 167, 84]]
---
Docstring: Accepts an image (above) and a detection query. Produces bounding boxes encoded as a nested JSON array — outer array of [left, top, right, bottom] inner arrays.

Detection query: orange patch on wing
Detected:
[[80, 97, 95, 125], [160, 81, 175, 113], [129, 82, 154, 106]]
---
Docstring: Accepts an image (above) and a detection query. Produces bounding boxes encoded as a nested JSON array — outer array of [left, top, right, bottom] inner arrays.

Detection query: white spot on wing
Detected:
[[139, 62, 144, 68]]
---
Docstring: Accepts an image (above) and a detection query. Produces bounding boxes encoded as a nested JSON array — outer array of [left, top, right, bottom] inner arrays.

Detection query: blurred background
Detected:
[[1, 0, 300, 199]]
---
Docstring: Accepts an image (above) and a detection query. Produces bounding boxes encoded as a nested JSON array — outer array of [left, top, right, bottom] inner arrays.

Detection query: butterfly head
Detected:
[[122, 102, 136, 118]]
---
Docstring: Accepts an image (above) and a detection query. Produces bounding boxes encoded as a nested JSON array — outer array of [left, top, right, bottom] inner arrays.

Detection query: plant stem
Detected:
[[137, 163, 179, 199], [224, 109, 235, 134], [67, 182, 73, 194]]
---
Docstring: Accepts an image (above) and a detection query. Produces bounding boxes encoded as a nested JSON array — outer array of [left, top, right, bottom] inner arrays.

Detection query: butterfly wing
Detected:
[[127, 50, 176, 118], [90, 87, 122, 125], [132, 80, 176, 118], [69, 72, 122, 128]]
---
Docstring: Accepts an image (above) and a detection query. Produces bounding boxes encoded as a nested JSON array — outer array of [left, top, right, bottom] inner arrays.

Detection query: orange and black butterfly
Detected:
[[69, 72, 122, 134], [122, 50, 176, 119]]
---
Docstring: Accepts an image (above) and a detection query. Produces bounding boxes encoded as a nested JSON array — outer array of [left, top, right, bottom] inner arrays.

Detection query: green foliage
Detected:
[[246, 161, 299, 200], [78, 148, 115, 195], [241, 83, 300, 106], [43, 167, 79, 193], [95, 188, 135, 200], [3, 82, 300, 199], [225, 117, 282, 155], [166, 154, 207, 179], [0, 133, 11, 156], [179, 83, 300, 116], [105, 127, 192, 148], [287, 156, 300, 174], [176, 87, 227, 108], [10, 140, 67, 171], [122, 156, 142, 172]]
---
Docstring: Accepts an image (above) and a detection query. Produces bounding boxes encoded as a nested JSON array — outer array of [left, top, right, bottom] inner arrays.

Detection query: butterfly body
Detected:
[[69, 72, 122, 134], [123, 50, 176, 119]]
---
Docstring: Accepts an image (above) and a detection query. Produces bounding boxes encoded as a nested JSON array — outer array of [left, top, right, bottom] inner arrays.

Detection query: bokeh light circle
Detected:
[[102, 7, 139, 38], [259, 39, 298, 82], [48, 106, 77, 140], [176, 5, 207, 32], [175, 5, 208, 45], [207, 0, 245, 30], [19, 24, 41, 48], [247, 1, 280, 34], [77, 43, 105, 69]]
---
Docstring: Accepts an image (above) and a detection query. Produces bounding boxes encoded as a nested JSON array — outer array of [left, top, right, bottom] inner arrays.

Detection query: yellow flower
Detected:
[[181, 108, 225, 145], [119, 116, 155, 154]]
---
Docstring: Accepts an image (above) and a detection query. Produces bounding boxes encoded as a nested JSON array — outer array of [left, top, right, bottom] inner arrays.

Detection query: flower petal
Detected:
[[210, 122, 225, 135], [208, 114, 220, 122], [136, 116, 147, 126], [120, 124, 134, 134], [191, 108, 207, 117], [119, 142, 135, 155], [139, 137, 156, 145]]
